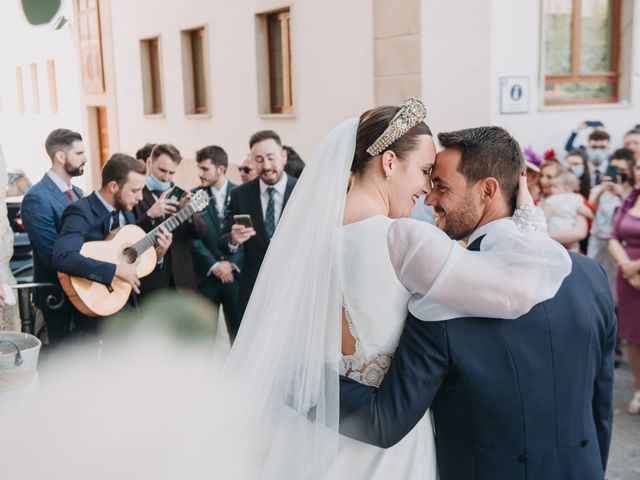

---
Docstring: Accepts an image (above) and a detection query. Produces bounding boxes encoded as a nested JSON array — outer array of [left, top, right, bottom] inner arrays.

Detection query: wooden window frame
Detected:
[[30, 63, 40, 113], [140, 36, 163, 115], [47, 60, 58, 114], [544, 0, 621, 106], [266, 9, 293, 114], [180, 26, 209, 115], [16, 67, 25, 113]]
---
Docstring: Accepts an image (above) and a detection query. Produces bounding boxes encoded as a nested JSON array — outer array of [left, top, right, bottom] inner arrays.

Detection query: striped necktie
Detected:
[[265, 187, 276, 238]]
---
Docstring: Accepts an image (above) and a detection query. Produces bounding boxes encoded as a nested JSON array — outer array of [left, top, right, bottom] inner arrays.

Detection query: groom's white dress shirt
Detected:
[[467, 217, 513, 250]]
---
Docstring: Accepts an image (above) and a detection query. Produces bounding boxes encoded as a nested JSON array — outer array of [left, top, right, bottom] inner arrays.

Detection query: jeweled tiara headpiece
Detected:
[[366, 98, 427, 156]]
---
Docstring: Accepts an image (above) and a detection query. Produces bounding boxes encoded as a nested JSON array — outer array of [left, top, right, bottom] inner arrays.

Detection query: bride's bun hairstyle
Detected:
[[351, 101, 431, 176]]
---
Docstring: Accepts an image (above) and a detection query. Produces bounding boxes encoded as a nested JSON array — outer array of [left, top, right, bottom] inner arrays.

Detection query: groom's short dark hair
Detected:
[[438, 126, 524, 208]]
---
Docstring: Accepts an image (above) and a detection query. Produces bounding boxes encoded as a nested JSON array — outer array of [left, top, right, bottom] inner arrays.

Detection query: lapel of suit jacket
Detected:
[[466, 235, 486, 252], [142, 186, 156, 209], [283, 176, 296, 208], [201, 187, 222, 232], [249, 179, 268, 242], [124, 210, 136, 226], [87, 192, 111, 236], [42, 173, 71, 211], [72, 185, 83, 199]]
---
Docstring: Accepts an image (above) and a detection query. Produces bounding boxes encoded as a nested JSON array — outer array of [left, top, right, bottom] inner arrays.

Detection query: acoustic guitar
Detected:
[[58, 190, 209, 317]]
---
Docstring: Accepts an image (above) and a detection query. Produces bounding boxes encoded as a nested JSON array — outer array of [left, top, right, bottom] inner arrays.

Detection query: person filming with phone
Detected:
[[219, 130, 297, 320], [564, 120, 611, 186], [133, 144, 207, 297], [589, 148, 636, 299]]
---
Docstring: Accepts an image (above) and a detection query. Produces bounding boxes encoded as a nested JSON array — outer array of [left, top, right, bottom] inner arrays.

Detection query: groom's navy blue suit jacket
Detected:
[[339, 246, 616, 480]]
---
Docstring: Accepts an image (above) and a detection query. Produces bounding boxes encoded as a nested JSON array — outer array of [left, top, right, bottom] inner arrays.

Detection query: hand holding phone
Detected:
[[605, 165, 619, 183], [231, 214, 256, 246], [148, 189, 179, 219], [233, 214, 253, 228], [168, 186, 186, 202]]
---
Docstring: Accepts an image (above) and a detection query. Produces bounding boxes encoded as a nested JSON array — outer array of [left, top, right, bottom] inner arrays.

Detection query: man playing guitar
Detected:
[[52, 154, 172, 336]]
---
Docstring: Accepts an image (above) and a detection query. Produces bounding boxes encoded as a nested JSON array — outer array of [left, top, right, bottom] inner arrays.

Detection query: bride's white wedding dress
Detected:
[[331, 215, 437, 479]]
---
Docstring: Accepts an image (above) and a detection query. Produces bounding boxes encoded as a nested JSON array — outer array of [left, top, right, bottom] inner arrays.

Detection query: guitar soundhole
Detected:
[[122, 246, 138, 264]]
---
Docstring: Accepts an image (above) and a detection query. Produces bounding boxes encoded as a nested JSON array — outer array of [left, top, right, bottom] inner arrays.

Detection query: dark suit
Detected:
[[339, 243, 616, 480], [219, 176, 296, 316], [21, 173, 83, 343], [189, 182, 243, 339], [52, 192, 137, 332], [133, 185, 207, 297]]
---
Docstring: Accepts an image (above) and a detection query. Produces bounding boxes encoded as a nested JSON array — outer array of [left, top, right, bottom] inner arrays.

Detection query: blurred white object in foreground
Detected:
[[0, 332, 259, 480]]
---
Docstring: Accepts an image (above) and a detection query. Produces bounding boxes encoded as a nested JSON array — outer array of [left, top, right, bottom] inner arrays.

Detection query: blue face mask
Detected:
[[147, 174, 172, 192], [589, 150, 608, 167], [570, 165, 585, 179]]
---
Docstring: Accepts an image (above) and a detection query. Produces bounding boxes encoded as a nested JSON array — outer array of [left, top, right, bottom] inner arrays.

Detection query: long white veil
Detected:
[[220, 118, 359, 479]]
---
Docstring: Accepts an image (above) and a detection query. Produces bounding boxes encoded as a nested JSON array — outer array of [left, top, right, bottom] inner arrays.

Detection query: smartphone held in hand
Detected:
[[234, 214, 253, 229], [605, 165, 619, 182], [168, 186, 186, 202]]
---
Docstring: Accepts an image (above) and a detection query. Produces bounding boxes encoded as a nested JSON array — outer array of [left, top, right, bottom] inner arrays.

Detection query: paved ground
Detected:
[[607, 358, 640, 480]]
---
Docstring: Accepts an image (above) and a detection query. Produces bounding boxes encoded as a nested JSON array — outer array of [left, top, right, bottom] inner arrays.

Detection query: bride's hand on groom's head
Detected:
[[516, 171, 534, 208]]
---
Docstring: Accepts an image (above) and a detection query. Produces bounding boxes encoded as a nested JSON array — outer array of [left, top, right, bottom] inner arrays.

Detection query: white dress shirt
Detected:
[[94, 191, 126, 230], [47, 170, 79, 200], [210, 179, 229, 219], [227, 173, 289, 254], [467, 217, 513, 249], [259, 173, 288, 222]]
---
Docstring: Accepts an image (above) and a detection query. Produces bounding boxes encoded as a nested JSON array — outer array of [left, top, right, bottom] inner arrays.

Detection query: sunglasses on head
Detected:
[[238, 166, 254, 174]]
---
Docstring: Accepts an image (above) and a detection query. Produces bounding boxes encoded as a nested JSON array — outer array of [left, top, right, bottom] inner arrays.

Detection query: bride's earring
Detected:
[[386, 174, 392, 181]]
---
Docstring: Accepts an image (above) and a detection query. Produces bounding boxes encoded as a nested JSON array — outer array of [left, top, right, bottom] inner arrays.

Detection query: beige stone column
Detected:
[[373, 0, 422, 105]]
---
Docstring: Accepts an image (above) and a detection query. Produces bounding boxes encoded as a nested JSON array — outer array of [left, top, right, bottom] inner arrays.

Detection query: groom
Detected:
[[339, 127, 616, 480]]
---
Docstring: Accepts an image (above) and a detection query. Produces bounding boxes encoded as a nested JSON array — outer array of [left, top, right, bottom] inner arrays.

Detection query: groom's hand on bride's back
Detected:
[[230, 224, 256, 246]]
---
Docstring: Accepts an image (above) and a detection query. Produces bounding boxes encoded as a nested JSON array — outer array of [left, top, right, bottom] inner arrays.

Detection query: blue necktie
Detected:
[[265, 187, 276, 238], [110, 210, 121, 231]]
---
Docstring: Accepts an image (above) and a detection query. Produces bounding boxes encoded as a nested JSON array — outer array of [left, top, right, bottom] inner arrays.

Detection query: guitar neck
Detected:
[[132, 203, 198, 254]]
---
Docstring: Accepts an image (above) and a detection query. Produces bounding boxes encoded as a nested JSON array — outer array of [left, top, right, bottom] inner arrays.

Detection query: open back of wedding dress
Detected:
[[332, 215, 437, 479], [219, 117, 569, 479]]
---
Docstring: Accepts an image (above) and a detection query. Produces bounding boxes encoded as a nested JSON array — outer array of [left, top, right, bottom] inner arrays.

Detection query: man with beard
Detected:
[[22, 129, 87, 345], [53, 154, 172, 336], [339, 127, 615, 480], [219, 130, 296, 317]]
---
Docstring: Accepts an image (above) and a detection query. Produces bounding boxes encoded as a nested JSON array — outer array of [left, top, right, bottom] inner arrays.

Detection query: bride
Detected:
[[220, 99, 569, 479]]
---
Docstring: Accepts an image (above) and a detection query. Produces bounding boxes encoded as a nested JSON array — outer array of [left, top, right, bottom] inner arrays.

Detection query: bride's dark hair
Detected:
[[351, 105, 432, 175]]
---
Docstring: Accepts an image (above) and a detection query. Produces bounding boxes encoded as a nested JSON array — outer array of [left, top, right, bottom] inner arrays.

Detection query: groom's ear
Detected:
[[479, 177, 500, 203]]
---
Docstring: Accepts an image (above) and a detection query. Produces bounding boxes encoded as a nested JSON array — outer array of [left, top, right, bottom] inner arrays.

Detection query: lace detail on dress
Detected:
[[340, 305, 394, 388], [513, 205, 547, 234]]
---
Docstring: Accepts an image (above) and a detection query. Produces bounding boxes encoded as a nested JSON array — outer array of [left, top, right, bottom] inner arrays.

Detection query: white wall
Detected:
[[108, 0, 374, 188], [420, 0, 492, 137], [0, 0, 86, 190], [489, 0, 640, 156]]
